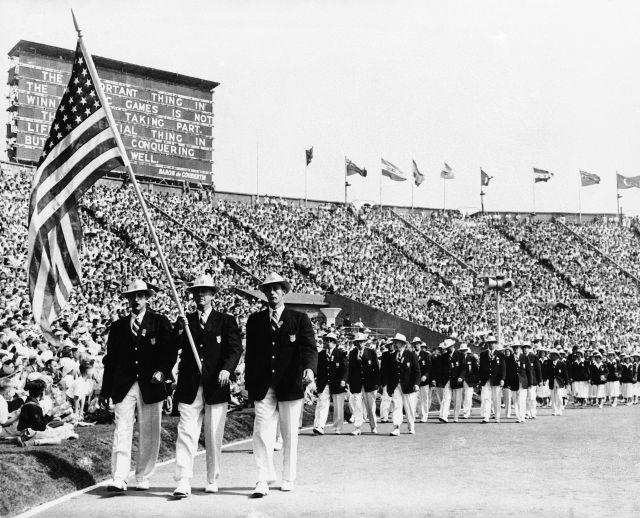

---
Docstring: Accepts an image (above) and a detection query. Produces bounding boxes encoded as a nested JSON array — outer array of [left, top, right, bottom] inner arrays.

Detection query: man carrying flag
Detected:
[[580, 170, 600, 186], [381, 158, 407, 181], [533, 167, 553, 183]]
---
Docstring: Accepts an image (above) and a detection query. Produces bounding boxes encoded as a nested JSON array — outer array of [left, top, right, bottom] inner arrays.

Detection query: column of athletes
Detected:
[[99, 273, 639, 497]]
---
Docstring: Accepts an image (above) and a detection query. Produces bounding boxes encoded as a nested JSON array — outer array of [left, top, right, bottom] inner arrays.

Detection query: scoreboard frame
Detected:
[[6, 40, 219, 186]]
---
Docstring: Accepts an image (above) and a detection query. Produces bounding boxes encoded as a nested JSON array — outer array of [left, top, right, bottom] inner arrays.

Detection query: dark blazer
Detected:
[[605, 360, 620, 382], [589, 362, 609, 385], [569, 360, 590, 382], [528, 353, 542, 385], [478, 350, 506, 387], [384, 348, 420, 394], [507, 354, 531, 391], [620, 363, 634, 384], [445, 351, 466, 389], [101, 309, 176, 404], [244, 306, 317, 402], [462, 353, 478, 386], [317, 347, 348, 394], [380, 350, 393, 390], [418, 350, 432, 386], [348, 347, 380, 393], [174, 309, 242, 405], [549, 360, 569, 389]]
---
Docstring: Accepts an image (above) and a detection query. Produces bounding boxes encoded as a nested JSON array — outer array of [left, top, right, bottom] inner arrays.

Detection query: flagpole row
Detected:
[[73, 12, 202, 373]]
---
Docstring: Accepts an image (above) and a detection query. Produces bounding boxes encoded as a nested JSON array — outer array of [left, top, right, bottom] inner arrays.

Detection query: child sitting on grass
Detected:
[[17, 379, 78, 446]]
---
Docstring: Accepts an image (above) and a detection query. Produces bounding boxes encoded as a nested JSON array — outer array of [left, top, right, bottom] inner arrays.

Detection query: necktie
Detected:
[[270, 311, 279, 333], [200, 312, 207, 329], [131, 317, 140, 336], [358, 350, 362, 361], [396, 353, 401, 363]]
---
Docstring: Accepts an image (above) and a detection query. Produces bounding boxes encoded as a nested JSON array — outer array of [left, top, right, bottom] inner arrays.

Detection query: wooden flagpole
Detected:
[[72, 10, 202, 373]]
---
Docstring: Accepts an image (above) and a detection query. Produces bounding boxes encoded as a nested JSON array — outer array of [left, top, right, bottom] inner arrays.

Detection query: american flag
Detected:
[[27, 41, 124, 341]]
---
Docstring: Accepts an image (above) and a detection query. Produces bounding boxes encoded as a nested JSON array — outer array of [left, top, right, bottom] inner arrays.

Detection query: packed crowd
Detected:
[[4, 160, 640, 446]]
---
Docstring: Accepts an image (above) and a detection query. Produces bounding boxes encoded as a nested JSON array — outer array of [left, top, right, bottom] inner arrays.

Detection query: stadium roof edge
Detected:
[[8, 40, 220, 92]]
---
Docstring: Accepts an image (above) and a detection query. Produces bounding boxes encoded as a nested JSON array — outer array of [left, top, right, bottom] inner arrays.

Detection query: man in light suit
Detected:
[[172, 275, 242, 497], [245, 273, 317, 497], [100, 279, 176, 492], [313, 332, 348, 434]]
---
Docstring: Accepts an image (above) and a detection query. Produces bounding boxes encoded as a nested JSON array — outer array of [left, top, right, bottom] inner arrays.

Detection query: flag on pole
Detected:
[[533, 167, 553, 183], [412, 160, 424, 186], [481, 168, 492, 186], [381, 158, 407, 181], [616, 173, 640, 189], [580, 170, 600, 187], [27, 42, 124, 342], [345, 157, 367, 177], [305, 147, 313, 166], [440, 162, 455, 179]]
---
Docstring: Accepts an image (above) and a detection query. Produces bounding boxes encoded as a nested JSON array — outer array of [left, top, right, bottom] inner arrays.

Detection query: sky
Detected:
[[2, 0, 640, 214]]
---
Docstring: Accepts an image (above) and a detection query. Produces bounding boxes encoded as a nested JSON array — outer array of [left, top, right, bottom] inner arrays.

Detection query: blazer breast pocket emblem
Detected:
[[216, 335, 221, 344], [406, 362, 410, 367], [368, 360, 372, 364], [141, 329, 147, 337], [289, 334, 296, 342], [150, 337, 155, 345]]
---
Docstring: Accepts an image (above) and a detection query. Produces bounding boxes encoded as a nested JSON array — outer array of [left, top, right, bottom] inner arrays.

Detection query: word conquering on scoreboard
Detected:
[[6, 40, 219, 185]]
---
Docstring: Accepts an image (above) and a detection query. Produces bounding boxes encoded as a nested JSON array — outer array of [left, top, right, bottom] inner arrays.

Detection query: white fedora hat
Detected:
[[391, 332, 408, 344], [186, 274, 218, 292], [353, 332, 368, 342], [121, 279, 155, 297], [258, 272, 291, 294], [458, 343, 469, 351], [411, 337, 423, 344]]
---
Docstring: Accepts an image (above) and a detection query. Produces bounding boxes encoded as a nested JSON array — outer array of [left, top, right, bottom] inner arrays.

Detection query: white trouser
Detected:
[[526, 386, 537, 417], [380, 387, 392, 420], [351, 389, 377, 429], [417, 385, 431, 420], [480, 382, 502, 421], [552, 387, 565, 415], [440, 382, 463, 421], [514, 388, 527, 421], [313, 386, 344, 431], [253, 387, 303, 483], [462, 382, 474, 418], [111, 382, 162, 483], [503, 388, 513, 416], [174, 385, 227, 483], [391, 386, 417, 429]]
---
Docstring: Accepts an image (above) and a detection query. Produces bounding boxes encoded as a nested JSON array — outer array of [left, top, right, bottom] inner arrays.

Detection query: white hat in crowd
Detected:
[[258, 272, 291, 294]]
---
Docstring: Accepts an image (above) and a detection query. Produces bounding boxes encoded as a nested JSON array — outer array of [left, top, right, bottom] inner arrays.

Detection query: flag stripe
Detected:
[[36, 131, 118, 213], [27, 41, 123, 342]]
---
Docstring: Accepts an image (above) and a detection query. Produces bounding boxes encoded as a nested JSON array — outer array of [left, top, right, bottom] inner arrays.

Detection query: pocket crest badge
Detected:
[[141, 329, 147, 337], [289, 334, 296, 342], [216, 335, 221, 344], [150, 337, 155, 345]]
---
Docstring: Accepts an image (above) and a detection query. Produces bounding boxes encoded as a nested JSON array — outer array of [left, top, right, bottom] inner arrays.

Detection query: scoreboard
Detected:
[[7, 40, 218, 185]]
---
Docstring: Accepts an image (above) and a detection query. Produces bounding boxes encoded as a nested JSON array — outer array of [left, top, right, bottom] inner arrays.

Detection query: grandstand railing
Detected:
[[555, 219, 640, 287], [389, 209, 479, 277], [146, 199, 261, 285]]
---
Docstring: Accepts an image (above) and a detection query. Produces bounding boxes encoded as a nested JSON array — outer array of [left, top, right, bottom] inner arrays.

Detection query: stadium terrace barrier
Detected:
[[389, 209, 479, 277], [145, 199, 262, 285], [555, 219, 640, 287]]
